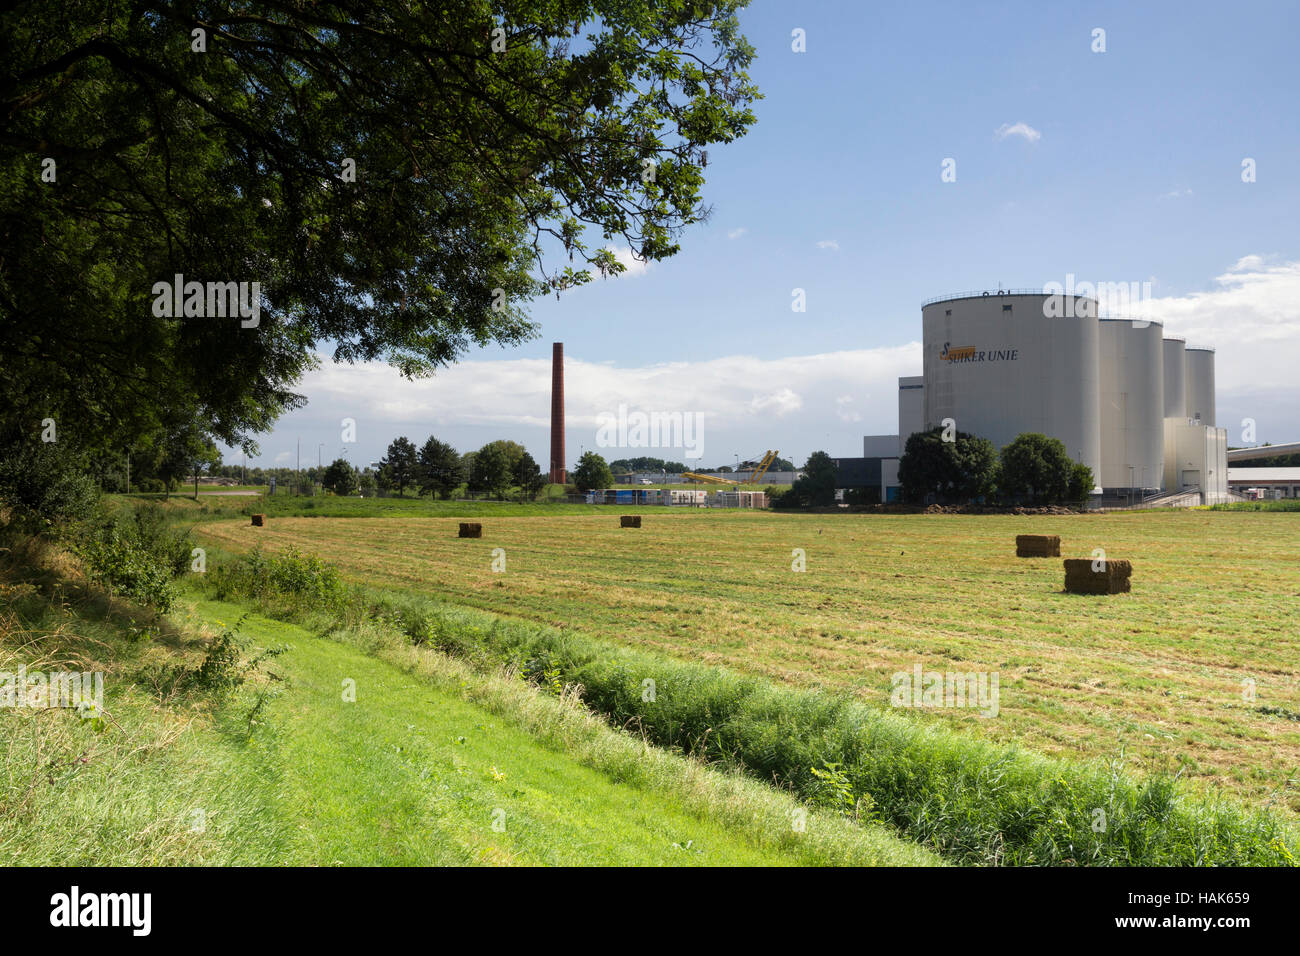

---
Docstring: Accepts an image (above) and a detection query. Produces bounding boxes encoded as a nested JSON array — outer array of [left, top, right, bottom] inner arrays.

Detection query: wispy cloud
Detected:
[[816, 239, 840, 251], [1161, 188, 1194, 199], [727, 227, 747, 240], [1136, 256, 1300, 391], [995, 121, 1041, 143], [606, 245, 651, 277]]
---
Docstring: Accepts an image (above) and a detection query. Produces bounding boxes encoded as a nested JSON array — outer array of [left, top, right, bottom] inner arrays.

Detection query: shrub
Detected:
[[211, 546, 348, 609], [80, 531, 177, 611], [75, 502, 195, 611], [0, 440, 99, 534]]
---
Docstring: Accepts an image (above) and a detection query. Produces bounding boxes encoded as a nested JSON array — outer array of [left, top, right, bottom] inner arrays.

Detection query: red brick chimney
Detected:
[[549, 342, 566, 484]]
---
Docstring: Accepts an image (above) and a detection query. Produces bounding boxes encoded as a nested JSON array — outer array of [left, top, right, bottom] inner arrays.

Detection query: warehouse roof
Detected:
[[1227, 468, 1300, 482]]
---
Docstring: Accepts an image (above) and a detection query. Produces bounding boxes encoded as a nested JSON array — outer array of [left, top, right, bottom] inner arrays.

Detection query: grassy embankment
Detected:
[[1, 534, 935, 866]]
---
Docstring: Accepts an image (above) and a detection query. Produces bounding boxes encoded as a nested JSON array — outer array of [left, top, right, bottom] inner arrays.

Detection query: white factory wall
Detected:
[[1183, 348, 1217, 427], [922, 293, 1101, 480], [897, 376, 924, 454], [1162, 338, 1186, 418], [1098, 320, 1165, 490], [864, 434, 900, 458], [1163, 419, 1228, 500]]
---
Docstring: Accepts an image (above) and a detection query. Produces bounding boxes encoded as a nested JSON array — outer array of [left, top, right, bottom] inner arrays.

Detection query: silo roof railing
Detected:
[[920, 288, 1095, 307], [1098, 316, 1166, 326]]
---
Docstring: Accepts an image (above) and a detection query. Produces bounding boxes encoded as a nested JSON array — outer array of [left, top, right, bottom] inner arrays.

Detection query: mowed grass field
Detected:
[[197, 509, 1300, 810]]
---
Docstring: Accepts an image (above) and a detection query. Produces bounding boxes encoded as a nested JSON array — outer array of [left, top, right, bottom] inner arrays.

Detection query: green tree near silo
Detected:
[[898, 427, 998, 504], [998, 433, 1093, 505], [782, 451, 838, 507]]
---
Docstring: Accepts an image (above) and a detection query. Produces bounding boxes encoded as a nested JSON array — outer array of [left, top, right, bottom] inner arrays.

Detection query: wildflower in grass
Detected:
[[489, 766, 506, 782]]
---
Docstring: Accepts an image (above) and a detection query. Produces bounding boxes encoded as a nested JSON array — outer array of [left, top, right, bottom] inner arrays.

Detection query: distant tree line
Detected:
[[608, 457, 689, 474], [328, 436, 550, 502], [770, 431, 1093, 509]]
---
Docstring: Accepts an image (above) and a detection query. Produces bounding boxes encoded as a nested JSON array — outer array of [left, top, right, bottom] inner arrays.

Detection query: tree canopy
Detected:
[[468, 441, 513, 498], [513, 451, 546, 500], [1, 1, 758, 462], [417, 436, 464, 499], [378, 436, 419, 496], [897, 427, 998, 504], [321, 457, 359, 496], [571, 451, 613, 491], [999, 433, 1092, 505]]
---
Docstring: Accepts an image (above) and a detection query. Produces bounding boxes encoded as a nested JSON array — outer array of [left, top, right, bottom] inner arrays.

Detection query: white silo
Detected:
[[1162, 338, 1186, 419], [922, 291, 1101, 480], [1099, 320, 1166, 491], [1184, 348, 1216, 426]]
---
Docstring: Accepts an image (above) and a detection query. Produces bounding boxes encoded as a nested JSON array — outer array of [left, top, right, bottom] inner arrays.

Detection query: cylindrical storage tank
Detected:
[[1184, 348, 1215, 426], [922, 291, 1101, 482], [1162, 338, 1186, 419], [1099, 320, 1165, 491]]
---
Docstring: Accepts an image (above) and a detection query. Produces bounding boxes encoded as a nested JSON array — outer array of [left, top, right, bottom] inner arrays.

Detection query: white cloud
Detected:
[[1228, 254, 1266, 273], [727, 227, 747, 240], [267, 342, 921, 466], [233, 256, 1300, 467], [834, 394, 862, 423], [816, 239, 840, 251], [305, 345, 918, 430], [605, 245, 651, 277], [1161, 188, 1194, 199], [1135, 256, 1300, 392], [994, 122, 1041, 143]]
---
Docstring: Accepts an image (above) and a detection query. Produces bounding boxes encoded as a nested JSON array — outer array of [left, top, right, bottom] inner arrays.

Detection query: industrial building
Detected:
[[1224, 440, 1300, 499], [845, 290, 1231, 505]]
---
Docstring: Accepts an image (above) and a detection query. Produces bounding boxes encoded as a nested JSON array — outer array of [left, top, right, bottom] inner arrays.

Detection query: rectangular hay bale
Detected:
[[1015, 534, 1060, 558], [251, 514, 265, 527], [620, 515, 642, 528], [458, 522, 482, 538], [1063, 558, 1132, 594]]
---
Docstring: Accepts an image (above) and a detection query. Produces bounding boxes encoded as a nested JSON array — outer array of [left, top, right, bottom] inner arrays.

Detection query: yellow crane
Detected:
[[681, 471, 733, 484], [681, 450, 780, 485], [748, 449, 779, 485]]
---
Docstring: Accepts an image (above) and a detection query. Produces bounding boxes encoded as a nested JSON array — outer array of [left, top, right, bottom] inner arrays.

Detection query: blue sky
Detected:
[[226, 0, 1300, 472]]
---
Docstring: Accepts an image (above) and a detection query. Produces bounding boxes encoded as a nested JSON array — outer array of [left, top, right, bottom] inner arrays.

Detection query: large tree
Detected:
[[898, 427, 998, 505], [0, 1, 758, 461], [571, 451, 613, 491], [999, 433, 1087, 505], [513, 450, 546, 501], [322, 457, 359, 496], [781, 450, 837, 507], [379, 436, 419, 496], [417, 436, 463, 499], [468, 442, 512, 498]]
